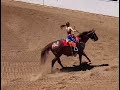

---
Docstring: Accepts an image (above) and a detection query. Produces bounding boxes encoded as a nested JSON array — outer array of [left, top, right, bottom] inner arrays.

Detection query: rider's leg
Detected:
[[71, 36, 78, 51], [66, 39, 73, 55], [67, 34, 76, 54], [68, 41, 74, 55]]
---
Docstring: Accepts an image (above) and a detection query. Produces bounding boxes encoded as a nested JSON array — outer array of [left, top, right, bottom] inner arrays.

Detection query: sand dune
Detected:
[[1, 1, 119, 90]]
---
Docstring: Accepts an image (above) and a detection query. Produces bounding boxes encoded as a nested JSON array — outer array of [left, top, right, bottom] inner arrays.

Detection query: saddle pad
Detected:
[[76, 36, 80, 41], [69, 42, 76, 47], [61, 40, 69, 46], [61, 40, 76, 47]]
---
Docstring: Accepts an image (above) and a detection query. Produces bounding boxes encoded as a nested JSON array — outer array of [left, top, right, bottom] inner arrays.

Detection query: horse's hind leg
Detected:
[[51, 57, 57, 72], [57, 58, 64, 68]]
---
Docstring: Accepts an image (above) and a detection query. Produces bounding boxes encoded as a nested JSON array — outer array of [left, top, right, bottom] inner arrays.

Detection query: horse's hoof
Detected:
[[51, 68, 55, 73], [73, 65, 76, 67], [88, 62, 91, 64]]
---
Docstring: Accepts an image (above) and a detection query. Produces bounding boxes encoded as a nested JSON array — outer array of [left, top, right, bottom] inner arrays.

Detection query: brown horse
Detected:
[[41, 29, 98, 71]]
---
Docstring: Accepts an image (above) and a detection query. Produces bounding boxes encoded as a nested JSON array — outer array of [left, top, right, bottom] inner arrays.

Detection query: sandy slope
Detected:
[[1, 1, 119, 90]]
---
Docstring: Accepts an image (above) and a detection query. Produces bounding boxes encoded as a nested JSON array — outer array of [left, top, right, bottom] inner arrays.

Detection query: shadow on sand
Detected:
[[60, 62, 109, 72]]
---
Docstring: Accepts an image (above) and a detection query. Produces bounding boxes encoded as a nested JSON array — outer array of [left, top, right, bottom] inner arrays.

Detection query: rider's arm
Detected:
[[68, 27, 77, 32]]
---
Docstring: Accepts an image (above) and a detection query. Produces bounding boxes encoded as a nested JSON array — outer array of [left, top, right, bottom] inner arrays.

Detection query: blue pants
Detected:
[[67, 34, 76, 42]]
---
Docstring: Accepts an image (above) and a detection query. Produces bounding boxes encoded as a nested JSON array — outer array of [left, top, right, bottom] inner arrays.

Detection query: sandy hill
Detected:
[[1, 1, 119, 90]]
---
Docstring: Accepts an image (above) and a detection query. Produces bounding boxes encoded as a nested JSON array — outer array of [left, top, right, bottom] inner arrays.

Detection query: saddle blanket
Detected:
[[61, 36, 80, 47], [61, 40, 76, 47]]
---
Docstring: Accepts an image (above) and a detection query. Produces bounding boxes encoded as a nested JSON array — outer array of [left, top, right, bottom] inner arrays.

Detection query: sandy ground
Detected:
[[1, 0, 119, 90]]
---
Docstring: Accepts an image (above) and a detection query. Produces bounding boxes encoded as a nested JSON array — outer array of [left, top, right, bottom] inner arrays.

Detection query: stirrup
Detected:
[[74, 47, 78, 51]]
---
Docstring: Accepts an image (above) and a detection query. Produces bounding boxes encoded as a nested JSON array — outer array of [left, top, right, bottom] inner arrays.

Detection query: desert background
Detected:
[[1, 0, 119, 90]]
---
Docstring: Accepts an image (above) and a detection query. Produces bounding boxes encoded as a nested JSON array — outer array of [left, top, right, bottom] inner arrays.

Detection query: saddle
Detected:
[[62, 40, 79, 52], [62, 39, 76, 47], [62, 36, 80, 47]]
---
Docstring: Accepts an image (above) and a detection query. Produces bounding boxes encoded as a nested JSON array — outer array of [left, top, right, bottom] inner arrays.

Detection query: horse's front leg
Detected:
[[82, 52, 91, 64], [57, 58, 64, 68], [79, 53, 82, 65]]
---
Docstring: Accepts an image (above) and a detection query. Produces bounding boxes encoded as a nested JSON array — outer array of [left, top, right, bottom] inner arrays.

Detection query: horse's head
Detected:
[[87, 29, 98, 41], [77, 29, 98, 43]]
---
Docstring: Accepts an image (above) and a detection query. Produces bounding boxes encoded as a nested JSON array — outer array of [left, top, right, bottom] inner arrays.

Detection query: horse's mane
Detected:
[[78, 31, 89, 37]]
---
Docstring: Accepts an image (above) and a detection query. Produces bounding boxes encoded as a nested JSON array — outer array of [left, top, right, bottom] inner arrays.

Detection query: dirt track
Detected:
[[1, 1, 119, 90]]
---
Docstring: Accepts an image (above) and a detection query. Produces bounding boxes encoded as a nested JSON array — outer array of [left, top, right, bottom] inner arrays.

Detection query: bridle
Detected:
[[87, 30, 96, 40]]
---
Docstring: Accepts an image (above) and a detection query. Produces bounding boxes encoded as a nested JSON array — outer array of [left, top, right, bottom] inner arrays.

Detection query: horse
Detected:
[[41, 29, 98, 71]]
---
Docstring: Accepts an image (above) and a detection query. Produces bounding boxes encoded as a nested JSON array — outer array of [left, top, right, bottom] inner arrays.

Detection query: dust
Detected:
[[1, 1, 119, 90]]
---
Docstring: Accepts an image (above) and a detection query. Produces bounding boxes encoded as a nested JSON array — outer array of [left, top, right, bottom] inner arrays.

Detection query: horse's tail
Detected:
[[41, 43, 52, 64]]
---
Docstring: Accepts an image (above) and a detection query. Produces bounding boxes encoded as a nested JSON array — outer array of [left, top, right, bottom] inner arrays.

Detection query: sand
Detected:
[[1, 0, 119, 90]]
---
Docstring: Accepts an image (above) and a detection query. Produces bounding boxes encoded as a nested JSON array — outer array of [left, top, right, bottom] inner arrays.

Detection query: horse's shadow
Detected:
[[60, 62, 109, 72]]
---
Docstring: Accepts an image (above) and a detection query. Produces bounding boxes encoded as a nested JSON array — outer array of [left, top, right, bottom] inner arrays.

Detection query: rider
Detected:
[[61, 22, 78, 52]]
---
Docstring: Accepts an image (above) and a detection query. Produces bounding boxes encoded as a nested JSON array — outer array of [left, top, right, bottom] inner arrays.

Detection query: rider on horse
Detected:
[[61, 22, 79, 52]]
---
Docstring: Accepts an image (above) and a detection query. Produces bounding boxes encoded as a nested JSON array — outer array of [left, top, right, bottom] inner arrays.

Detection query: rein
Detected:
[[87, 31, 95, 39]]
